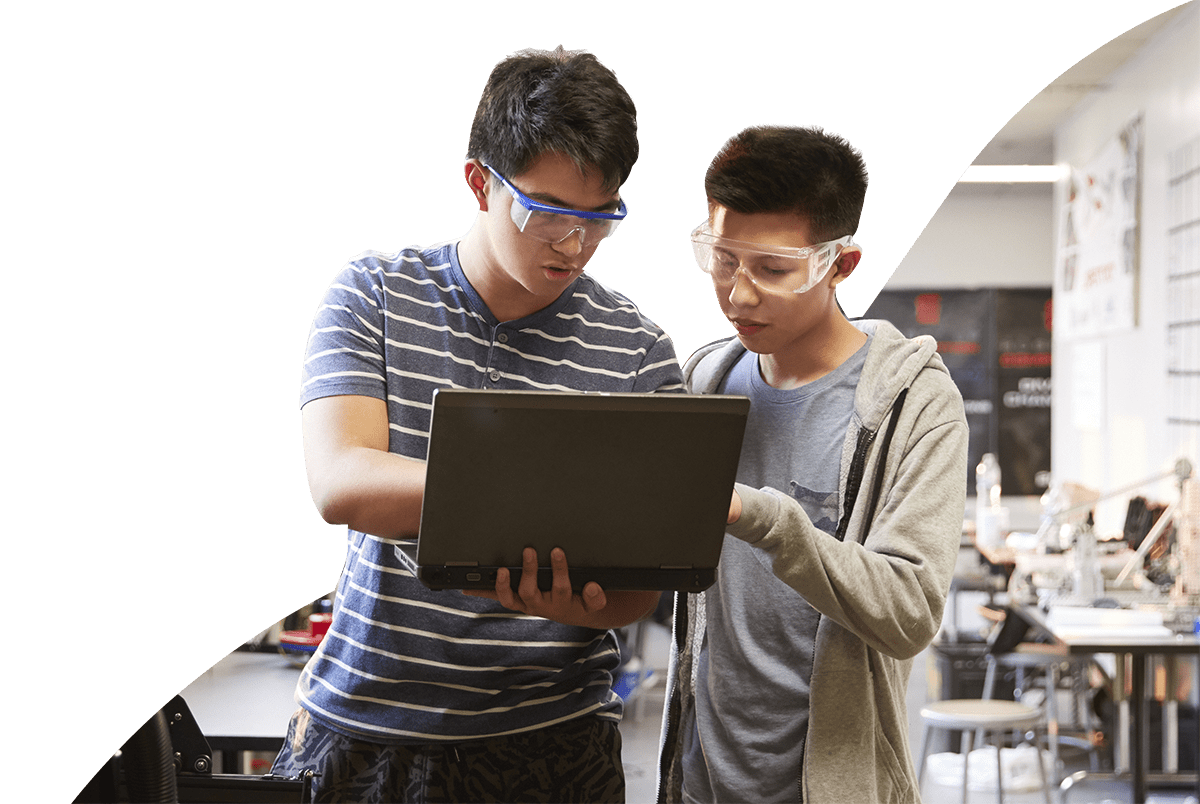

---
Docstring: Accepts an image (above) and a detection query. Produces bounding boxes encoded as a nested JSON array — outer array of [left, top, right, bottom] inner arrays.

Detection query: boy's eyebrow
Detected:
[[526, 189, 623, 214]]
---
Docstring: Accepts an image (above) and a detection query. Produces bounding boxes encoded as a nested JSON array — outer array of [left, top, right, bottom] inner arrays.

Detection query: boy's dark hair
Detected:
[[467, 47, 638, 193], [705, 126, 868, 241]]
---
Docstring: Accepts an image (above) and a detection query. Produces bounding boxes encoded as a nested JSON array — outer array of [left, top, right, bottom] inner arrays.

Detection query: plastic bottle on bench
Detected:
[[975, 453, 1003, 549]]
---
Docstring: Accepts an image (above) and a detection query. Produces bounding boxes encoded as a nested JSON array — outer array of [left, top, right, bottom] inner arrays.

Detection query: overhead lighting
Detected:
[[958, 164, 1069, 183]]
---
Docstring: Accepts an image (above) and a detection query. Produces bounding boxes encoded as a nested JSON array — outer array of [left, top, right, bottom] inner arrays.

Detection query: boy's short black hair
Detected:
[[705, 126, 868, 242], [467, 47, 638, 193]]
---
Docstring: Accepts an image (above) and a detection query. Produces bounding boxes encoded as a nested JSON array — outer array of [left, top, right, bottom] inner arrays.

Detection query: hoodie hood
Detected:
[[685, 318, 950, 434]]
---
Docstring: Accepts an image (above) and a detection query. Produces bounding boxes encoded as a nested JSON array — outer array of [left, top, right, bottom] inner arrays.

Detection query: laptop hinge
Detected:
[[659, 565, 693, 570], [446, 561, 479, 567]]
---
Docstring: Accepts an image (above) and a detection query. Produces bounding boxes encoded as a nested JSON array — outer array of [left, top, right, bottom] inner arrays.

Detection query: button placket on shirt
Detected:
[[486, 328, 509, 384]]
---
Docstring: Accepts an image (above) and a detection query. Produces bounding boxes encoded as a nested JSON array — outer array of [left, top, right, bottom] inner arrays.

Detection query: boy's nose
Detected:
[[551, 228, 585, 256], [727, 269, 760, 306]]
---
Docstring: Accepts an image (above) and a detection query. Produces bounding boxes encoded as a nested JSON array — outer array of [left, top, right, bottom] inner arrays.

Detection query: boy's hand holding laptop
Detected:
[[466, 546, 659, 629]]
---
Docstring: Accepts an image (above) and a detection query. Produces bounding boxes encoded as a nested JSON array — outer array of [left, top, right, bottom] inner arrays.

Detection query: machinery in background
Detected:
[[74, 696, 312, 803], [75, 597, 340, 802]]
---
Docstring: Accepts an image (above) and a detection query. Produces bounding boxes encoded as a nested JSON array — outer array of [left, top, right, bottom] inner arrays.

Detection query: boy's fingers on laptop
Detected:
[[580, 582, 606, 612], [549, 547, 574, 601], [467, 550, 559, 613], [550, 548, 607, 613], [547, 547, 607, 611], [518, 546, 544, 604], [467, 548, 609, 624]]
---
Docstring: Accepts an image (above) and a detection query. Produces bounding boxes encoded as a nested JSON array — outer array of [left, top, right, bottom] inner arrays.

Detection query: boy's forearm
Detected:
[[302, 395, 426, 539], [308, 445, 426, 539]]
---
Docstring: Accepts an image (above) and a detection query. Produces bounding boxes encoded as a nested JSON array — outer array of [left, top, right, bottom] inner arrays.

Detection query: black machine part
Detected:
[[75, 695, 312, 803], [121, 709, 177, 803]]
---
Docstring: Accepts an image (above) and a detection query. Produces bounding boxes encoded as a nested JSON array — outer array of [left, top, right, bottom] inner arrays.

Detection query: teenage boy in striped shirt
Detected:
[[271, 47, 683, 803]]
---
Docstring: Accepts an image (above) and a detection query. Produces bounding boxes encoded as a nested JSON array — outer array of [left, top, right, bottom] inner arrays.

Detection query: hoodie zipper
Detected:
[[656, 591, 687, 803], [833, 387, 908, 543], [834, 426, 877, 542], [797, 388, 908, 801]]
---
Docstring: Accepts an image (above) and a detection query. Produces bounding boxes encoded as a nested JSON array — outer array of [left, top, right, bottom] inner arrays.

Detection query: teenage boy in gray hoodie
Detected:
[[658, 126, 969, 804]]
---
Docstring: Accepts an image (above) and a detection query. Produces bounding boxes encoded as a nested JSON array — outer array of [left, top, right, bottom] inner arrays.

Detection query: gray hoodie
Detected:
[[658, 319, 968, 804]]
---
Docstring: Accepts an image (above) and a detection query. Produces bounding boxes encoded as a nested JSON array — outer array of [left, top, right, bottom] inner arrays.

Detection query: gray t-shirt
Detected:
[[682, 340, 867, 803]]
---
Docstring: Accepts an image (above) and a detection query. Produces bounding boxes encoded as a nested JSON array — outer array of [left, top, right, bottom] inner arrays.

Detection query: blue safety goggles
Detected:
[[484, 163, 627, 246]]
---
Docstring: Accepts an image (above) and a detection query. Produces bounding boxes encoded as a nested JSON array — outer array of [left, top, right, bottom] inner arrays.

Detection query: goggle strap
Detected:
[[485, 163, 627, 222]]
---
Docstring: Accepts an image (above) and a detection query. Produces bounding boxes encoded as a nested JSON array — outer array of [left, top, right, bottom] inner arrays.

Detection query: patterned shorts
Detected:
[[270, 708, 626, 803]]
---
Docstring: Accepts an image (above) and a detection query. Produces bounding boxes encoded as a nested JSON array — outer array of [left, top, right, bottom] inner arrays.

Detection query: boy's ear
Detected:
[[829, 246, 862, 287], [464, 161, 490, 212]]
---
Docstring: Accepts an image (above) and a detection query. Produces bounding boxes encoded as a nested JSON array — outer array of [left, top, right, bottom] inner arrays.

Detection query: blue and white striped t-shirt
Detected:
[[295, 241, 684, 744]]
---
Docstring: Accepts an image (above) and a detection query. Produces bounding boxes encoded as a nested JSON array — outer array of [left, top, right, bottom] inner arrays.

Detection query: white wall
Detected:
[[886, 183, 1055, 290], [1052, 2, 1200, 532]]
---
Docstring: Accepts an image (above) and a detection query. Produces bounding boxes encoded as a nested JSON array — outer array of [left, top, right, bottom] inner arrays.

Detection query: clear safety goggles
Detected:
[[690, 221, 855, 294], [485, 163, 627, 246]]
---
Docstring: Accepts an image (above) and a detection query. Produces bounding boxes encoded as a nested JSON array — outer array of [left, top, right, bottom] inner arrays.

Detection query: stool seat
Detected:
[[921, 699, 1044, 730], [919, 698, 1053, 803]]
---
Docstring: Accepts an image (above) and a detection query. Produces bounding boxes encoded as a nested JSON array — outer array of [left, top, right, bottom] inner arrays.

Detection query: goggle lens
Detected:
[[485, 164, 627, 246], [509, 201, 624, 245], [690, 223, 853, 294]]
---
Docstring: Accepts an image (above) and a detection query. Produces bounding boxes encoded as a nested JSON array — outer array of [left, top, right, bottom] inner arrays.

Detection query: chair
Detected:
[[918, 698, 1054, 804]]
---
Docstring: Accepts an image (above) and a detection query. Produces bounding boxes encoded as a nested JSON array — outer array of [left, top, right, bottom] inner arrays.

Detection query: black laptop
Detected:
[[401, 388, 750, 593]]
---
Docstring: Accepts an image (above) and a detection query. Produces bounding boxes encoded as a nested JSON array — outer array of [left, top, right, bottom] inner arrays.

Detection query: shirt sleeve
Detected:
[[633, 331, 685, 394], [299, 262, 389, 408]]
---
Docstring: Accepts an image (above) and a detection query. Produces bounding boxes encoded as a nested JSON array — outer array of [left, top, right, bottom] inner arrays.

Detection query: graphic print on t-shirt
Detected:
[[788, 481, 839, 535]]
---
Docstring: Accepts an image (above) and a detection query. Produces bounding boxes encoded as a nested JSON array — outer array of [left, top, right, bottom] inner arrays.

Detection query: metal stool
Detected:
[[919, 699, 1054, 804], [984, 648, 1102, 774]]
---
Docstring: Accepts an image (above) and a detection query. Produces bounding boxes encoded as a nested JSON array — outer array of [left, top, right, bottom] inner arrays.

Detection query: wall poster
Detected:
[[1056, 113, 1143, 339]]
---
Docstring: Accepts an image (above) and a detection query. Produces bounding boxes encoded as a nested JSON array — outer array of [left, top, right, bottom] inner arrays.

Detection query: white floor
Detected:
[[615, 620, 1197, 804]]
